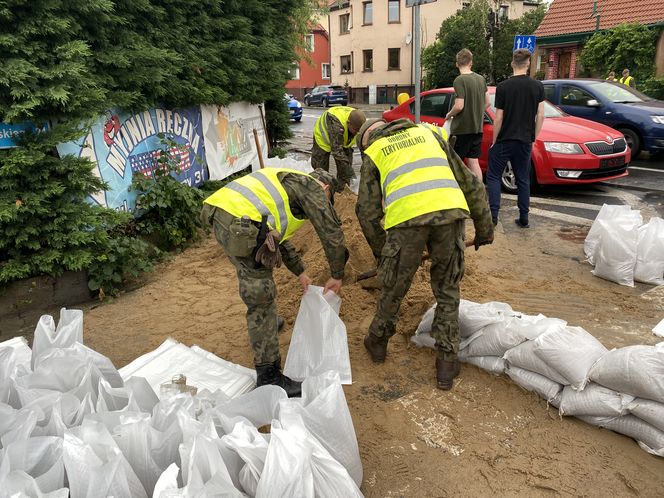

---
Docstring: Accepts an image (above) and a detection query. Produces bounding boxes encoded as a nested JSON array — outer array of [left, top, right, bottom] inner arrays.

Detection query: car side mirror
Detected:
[[586, 99, 601, 108]]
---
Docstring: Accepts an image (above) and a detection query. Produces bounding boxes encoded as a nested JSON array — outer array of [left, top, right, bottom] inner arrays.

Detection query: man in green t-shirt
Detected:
[[445, 49, 489, 179]]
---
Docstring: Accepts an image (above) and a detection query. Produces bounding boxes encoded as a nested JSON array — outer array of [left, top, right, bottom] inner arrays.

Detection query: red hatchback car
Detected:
[[383, 87, 630, 193]]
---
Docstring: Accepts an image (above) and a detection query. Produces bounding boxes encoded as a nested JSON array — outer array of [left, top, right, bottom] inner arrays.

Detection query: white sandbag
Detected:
[[124, 377, 160, 414], [415, 304, 436, 336], [152, 463, 181, 498], [255, 422, 314, 498], [634, 217, 664, 285], [31, 309, 84, 368], [0, 336, 32, 376], [285, 371, 362, 486], [654, 318, 664, 338], [264, 155, 313, 173], [96, 379, 141, 413], [559, 383, 634, 417], [0, 471, 69, 498], [63, 420, 148, 498], [410, 330, 436, 349], [458, 350, 505, 375], [459, 300, 514, 338], [628, 398, 664, 432], [579, 415, 664, 457], [119, 339, 255, 400], [584, 204, 632, 264], [283, 286, 352, 384], [503, 340, 569, 385], [0, 437, 65, 493], [591, 210, 642, 287], [0, 403, 38, 448], [588, 343, 664, 403], [220, 420, 269, 496], [506, 366, 563, 403], [214, 385, 286, 434], [533, 326, 608, 390]]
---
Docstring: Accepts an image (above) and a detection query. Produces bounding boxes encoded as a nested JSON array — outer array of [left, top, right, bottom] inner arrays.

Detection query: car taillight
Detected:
[[327, 90, 334, 95]]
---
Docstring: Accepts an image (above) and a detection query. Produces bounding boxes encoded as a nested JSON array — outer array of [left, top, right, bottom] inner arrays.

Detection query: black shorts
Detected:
[[452, 133, 483, 159]]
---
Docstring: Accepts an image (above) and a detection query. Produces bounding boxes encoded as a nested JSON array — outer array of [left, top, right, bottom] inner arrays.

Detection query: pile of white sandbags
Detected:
[[412, 300, 664, 457], [585, 205, 664, 287], [0, 309, 363, 497]]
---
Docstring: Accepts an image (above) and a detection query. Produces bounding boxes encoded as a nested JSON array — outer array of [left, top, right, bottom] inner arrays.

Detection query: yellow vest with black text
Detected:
[[419, 122, 449, 142], [314, 106, 357, 152], [364, 126, 469, 230], [619, 76, 634, 87], [203, 168, 307, 242]]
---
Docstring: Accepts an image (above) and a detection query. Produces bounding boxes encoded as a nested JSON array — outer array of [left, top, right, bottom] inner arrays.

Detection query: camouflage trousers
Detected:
[[310, 141, 354, 189], [201, 205, 280, 365], [369, 220, 466, 358]]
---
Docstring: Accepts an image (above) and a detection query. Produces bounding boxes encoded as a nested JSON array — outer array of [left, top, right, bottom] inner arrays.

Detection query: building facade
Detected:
[[286, 25, 331, 100], [533, 0, 664, 81], [328, 0, 539, 104]]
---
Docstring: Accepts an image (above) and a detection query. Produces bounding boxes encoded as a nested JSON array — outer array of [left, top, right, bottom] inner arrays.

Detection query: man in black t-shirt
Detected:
[[487, 49, 544, 228]]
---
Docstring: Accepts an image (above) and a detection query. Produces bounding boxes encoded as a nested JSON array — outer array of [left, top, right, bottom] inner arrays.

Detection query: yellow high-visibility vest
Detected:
[[619, 76, 634, 87], [314, 106, 357, 152], [419, 122, 449, 142], [364, 126, 469, 230], [203, 168, 307, 242]]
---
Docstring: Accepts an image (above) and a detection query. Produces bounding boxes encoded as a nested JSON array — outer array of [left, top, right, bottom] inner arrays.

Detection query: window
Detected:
[[498, 4, 509, 20], [289, 63, 300, 80], [363, 2, 373, 25], [363, 49, 373, 72], [340, 13, 350, 34], [543, 84, 556, 103], [388, 0, 400, 23], [322, 63, 331, 79], [462, 1, 470, 8], [412, 93, 452, 118], [304, 34, 314, 52], [340, 55, 352, 74], [561, 85, 594, 106], [388, 48, 400, 70]]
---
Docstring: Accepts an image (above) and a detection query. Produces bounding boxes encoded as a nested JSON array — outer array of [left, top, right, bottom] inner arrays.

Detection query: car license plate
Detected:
[[599, 156, 625, 168]]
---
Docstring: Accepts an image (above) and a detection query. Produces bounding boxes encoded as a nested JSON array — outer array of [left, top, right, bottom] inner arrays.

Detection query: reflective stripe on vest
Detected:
[[313, 106, 357, 152], [419, 122, 449, 142], [203, 168, 307, 242], [620, 76, 634, 87], [364, 126, 469, 229]]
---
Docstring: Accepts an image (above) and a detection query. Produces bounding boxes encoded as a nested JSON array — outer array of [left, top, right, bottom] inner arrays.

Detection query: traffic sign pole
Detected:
[[414, 3, 421, 123]]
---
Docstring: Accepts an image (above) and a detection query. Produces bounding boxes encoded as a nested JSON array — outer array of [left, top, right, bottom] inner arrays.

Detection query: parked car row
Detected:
[[303, 85, 348, 107]]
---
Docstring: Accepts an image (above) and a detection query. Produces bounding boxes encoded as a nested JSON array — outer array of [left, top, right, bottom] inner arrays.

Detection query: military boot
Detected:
[[255, 359, 302, 398], [363, 334, 388, 363], [435, 354, 460, 391]]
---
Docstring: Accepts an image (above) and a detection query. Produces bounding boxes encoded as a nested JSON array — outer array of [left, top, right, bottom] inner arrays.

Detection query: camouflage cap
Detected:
[[309, 168, 341, 202], [355, 118, 387, 153]]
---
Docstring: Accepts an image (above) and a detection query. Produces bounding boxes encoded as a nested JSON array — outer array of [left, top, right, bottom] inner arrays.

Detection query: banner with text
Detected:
[[201, 103, 268, 181], [57, 107, 207, 211]]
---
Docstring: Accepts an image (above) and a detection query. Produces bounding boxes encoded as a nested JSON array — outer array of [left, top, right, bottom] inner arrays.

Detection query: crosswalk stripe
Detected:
[[502, 194, 601, 211]]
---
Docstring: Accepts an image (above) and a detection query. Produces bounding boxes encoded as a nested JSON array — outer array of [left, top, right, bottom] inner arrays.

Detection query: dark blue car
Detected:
[[284, 93, 302, 122], [543, 79, 664, 157]]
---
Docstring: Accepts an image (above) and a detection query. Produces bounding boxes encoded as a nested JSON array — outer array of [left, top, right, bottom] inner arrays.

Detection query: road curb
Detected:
[[602, 181, 664, 194]]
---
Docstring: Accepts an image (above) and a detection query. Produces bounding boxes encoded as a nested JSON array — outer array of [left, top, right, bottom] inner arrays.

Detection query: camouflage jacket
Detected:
[[355, 119, 494, 259], [280, 172, 347, 279], [326, 113, 352, 171]]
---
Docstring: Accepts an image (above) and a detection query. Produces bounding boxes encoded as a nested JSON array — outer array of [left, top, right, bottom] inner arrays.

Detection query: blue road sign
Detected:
[[513, 35, 536, 53], [0, 122, 49, 149]]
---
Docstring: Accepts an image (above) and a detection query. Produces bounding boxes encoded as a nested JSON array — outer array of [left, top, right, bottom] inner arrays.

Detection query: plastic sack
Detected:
[[283, 287, 352, 384], [31, 309, 84, 368], [584, 204, 632, 264], [459, 300, 514, 338], [411, 305, 436, 348], [0, 471, 68, 498], [0, 437, 66, 493], [119, 339, 255, 400], [559, 383, 634, 417], [654, 318, 664, 338], [214, 385, 286, 434], [0, 337, 32, 376], [533, 326, 608, 390], [220, 420, 269, 496], [591, 210, 642, 287], [283, 371, 362, 486], [578, 415, 664, 457], [460, 354, 506, 376], [628, 398, 664, 432], [63, 420, 148, 498], [0, 403, 38, 449], [634, 217, 664, 285], [442, 118, 452, 137], [588, 343, 664, 403], [506, 366, 563, 403], [503, 340, 569, 385]]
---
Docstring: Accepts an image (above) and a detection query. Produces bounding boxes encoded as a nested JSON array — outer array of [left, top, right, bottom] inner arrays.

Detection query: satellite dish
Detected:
[[405, 32, 412, 45]]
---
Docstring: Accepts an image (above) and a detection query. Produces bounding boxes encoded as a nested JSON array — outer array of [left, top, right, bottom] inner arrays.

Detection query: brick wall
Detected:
[[569, 46, 579, 78], [546, 49, 560, 79]]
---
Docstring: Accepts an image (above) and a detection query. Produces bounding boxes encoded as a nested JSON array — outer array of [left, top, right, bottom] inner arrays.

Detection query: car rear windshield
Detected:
[[584, 81, 649, 103], [329, 86, 344, 91], [489, 94, 564, 118]]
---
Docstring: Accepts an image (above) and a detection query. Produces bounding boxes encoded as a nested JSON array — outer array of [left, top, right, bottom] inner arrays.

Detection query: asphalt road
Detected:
[[289, 106, 664, 224]]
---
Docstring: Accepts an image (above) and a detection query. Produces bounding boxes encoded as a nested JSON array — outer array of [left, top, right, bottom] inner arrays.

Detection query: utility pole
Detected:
[[406, 0, 437, 123]]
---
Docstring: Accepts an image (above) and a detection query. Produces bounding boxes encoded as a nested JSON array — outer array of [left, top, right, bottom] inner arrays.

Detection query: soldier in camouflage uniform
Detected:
[[311, 107, 366, 190], [201, 168, 348, 397], [355, 118, 494, 390]]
